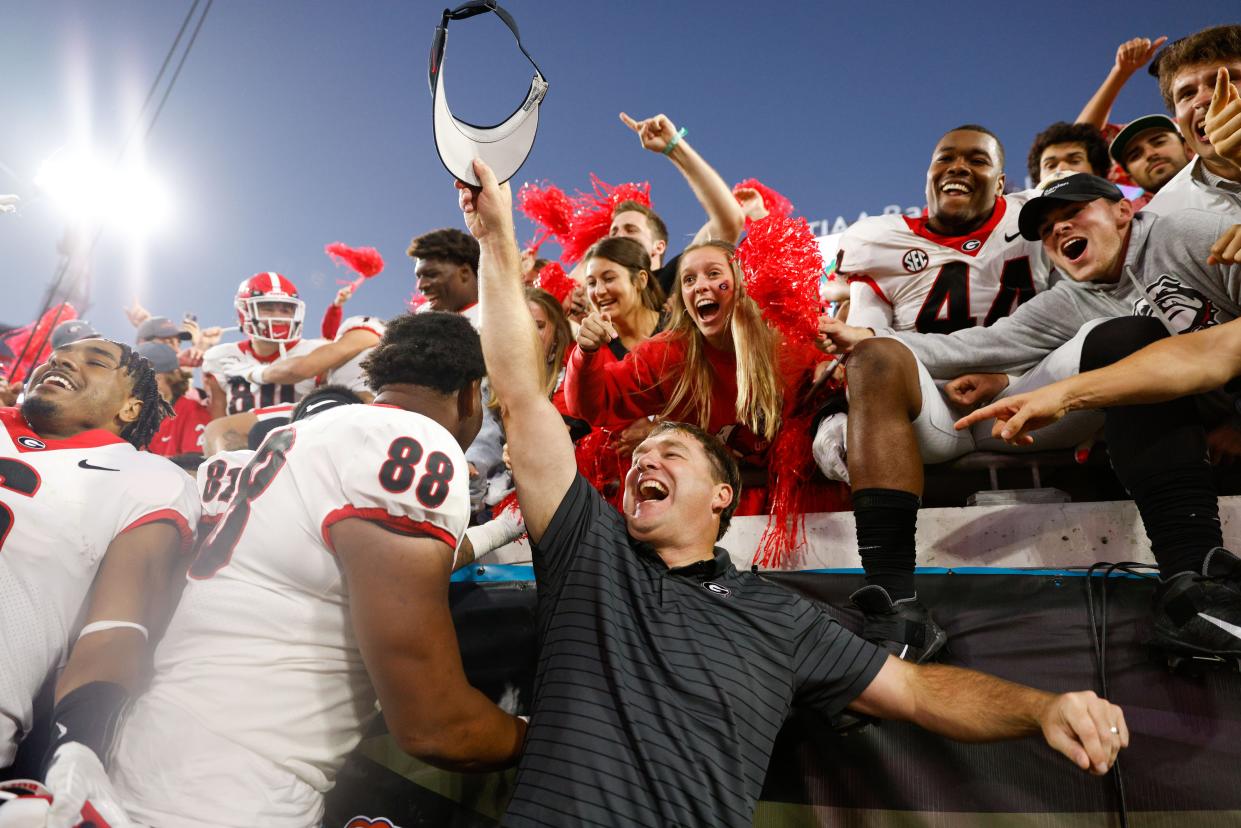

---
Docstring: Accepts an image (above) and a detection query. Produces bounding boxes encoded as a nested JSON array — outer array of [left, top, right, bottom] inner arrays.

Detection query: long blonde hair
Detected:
[[661, 241, 782, 441]]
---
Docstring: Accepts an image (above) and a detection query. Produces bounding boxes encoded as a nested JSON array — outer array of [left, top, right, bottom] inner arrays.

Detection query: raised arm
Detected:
[[1076, 36, 1167, 129], [244, 329, 379, 386], [956, 316, 1241, 444], [333, 517, 525, 771], [852, 657, 1128, 775], [621, 112, 745, 245], [461, 159, 577, 542]]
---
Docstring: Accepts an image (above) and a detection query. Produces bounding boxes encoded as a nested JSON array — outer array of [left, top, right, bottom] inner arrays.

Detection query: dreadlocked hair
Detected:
[[663, 241, 782, 442], [116, 342, 175, 449]]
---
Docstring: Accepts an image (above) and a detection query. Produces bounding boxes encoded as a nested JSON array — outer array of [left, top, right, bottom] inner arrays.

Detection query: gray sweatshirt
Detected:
[[893, 209, 1241, 379]]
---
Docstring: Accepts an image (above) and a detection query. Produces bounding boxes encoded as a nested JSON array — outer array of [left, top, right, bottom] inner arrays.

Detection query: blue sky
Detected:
[[1, 1, 1235, 340]]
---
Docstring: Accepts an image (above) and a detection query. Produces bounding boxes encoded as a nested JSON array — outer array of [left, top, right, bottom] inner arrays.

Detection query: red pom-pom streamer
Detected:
[[534, 261, 576, 305], [517, 182, 574, 255], [325, 242, 385, 291], [753, 339, 838, 569], [560, 175, 652, 265], [407, 292, 428, 312], [735, 214, 825, 344], [733, 178, 794, 218]]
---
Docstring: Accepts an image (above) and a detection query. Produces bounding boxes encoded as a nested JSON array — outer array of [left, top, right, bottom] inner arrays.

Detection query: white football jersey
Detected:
[[839, 192, 1051, 334], [112, 404, 469, 824], [325, 315, 385, 395], [202, 338, 326, 415], [0, 408, 198, 765], [195, 449, 253, 535]]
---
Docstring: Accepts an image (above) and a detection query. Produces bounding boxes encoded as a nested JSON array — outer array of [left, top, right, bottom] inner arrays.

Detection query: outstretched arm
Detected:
[[461, 159, 577, 543], [955, 317, 1241, 445], [621, 112, 745, 246], [244, 328, 379, 386], [1076, 36, 1166, 129], [852, 657, 1128, 775]]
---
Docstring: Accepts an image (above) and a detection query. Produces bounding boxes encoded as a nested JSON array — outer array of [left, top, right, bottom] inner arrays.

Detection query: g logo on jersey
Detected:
[[17, 436, 46, 450], [962, 239, 982, 252], [901, 248, 929, 273]]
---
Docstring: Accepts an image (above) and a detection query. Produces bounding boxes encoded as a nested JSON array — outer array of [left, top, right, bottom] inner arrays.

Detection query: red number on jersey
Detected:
[[0, 458, 41, 549]]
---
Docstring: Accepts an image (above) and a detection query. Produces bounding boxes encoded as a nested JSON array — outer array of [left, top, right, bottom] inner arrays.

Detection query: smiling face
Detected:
[[1038, 198, 1133, 284], [609, 210, 667, 267], [21, 339, 140, 437], [586, 256, 647, 321], [925, 129, 1006, 235], [1171, 60, 1241, 175], [678, 246, 737, 349], [415, 258, 476, 313], [623, 429, 733, 548], [1122, 129, 1190, 192]]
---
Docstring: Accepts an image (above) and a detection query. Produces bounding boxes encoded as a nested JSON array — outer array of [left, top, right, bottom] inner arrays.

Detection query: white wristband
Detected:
[[77, 620, 149, 642]]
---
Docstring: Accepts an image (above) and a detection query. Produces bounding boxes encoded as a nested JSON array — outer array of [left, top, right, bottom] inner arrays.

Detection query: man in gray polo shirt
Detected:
[[459, 158, 1127, 828]]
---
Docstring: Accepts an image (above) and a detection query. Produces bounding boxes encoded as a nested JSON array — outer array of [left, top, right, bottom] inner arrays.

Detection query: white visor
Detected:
[[429, 1, 547, 186]]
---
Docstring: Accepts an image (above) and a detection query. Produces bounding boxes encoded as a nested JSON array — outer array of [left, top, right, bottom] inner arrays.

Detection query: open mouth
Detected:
[[940, 180, 972, 197], [37, 371, 76, 392], [695, 298, 722, 325], [636, 478, 669, 503], [1060, 237, 1088, 263], [1193, 118, 1210, 144]]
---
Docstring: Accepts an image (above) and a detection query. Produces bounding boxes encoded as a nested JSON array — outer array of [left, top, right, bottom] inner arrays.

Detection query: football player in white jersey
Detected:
[[811, 127, 1095, 664], [0, 338, 199, 826], [196, 386, 368, 540], [106, 312, 525, 827], [201, 272, 328, 418], [237, 315, 386, 402]]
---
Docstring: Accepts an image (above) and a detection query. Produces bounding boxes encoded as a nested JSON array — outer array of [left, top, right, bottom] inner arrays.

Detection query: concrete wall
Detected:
[[476, 495, 1241, 572]]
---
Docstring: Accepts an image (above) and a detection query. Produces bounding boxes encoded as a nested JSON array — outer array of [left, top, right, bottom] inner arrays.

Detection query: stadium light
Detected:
[[34, 151, 171, 235]]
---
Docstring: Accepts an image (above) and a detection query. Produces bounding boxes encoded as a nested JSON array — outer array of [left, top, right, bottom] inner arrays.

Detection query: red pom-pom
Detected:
[[517, 182, 574, 254], [407, 292, 428, 311], [753, 411, 814, 569], [534, 261, 576, 304], [735, 215, 824, 344], [560, 175, 652, 265], [325, 243, 384, 278], [733, 178, 794, 218]]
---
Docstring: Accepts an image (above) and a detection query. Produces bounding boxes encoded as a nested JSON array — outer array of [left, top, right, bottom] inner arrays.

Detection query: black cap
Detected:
[[50, 319, 100, 349], [1017, 173, 1124, 241], [136, 341, 180, 373], [1109, 114, 1180, 167], [136, 316, 192, 343]]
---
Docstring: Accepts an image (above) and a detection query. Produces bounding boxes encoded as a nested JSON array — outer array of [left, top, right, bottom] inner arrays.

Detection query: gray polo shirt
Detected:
[[503, 475, 885, 828]]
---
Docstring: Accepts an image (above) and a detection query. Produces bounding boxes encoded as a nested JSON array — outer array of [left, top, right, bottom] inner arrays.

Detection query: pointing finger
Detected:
[[619, 112, 639, 132]]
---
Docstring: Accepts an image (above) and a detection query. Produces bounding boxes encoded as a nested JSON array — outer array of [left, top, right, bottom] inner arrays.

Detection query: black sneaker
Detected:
[[850, 584, 948, 663], [1151, 548, 1241, 658]]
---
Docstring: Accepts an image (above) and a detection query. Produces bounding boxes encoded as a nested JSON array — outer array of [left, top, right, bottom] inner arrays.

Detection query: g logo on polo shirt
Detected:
[[702, 581, 731, 597]]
